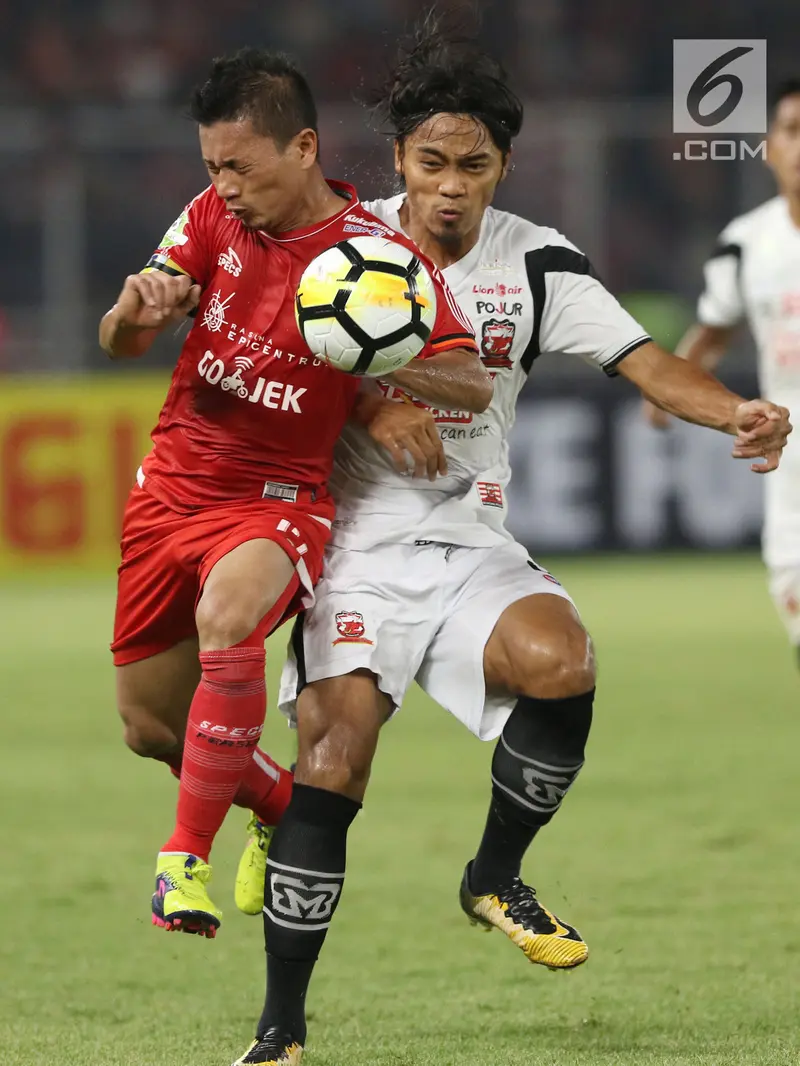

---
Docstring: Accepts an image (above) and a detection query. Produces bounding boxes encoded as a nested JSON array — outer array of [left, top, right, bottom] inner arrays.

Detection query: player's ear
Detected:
[[295, 128, 319, 170], [499, 149, 512, 183], [394, 139, 404, 177]]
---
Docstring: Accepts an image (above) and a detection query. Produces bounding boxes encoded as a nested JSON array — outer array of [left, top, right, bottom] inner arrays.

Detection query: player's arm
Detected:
[[99, 271, 201, 359], [645, 235, 744, 427], [381, 267, 492, 413], [384, 346, 492, 414], [643, 324, 736, 428], [535, 239, 789, 472], [619, 341, 791, 473], [99, 194, 210, 359]]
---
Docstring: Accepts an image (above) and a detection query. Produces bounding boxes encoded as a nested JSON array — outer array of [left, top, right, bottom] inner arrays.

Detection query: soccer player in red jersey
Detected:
[[99, 48, 490, 938]]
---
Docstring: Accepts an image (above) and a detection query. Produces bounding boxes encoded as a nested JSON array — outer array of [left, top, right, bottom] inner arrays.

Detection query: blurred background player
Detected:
[[644, 80, 800, 662], [232, 21, 793, 1066], [101, 46, 489, 940]]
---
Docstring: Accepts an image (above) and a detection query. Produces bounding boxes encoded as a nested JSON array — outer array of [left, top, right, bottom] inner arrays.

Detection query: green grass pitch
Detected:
[[1, 555, 799, 1066]]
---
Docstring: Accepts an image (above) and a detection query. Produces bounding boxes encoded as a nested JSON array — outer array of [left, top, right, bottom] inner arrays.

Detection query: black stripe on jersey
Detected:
[[144, 256, 190, 278], [521, 247, 600, 374], [601, 335, 651, 376], [708, 242, 742, 261]]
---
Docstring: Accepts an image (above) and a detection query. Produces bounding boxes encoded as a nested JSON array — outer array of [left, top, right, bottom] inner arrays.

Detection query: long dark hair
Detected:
[[369, 8, 523, 155]]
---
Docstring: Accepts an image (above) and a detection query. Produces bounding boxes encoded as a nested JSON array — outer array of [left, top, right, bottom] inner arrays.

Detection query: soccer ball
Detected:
[[295, 236, 437, 376]]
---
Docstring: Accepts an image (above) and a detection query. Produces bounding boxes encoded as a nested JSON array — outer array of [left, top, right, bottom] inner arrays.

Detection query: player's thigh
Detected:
[[294, 670, 392, 801], [484, 592, 595, 699], [197, 537, 297, 650], [417, 545, 589, 739], [768, 566, 800, 645], [116, 637, 200, 756], [278, 542, 443, 722]]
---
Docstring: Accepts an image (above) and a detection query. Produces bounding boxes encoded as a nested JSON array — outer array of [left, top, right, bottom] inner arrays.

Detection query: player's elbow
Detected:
[[466, 364, 494, 413]]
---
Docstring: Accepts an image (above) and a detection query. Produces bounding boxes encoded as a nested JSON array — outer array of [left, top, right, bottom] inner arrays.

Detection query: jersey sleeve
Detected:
[[142, 187, 217, 288], [696, 230, 744, 328], [525, 239, 650, 376], [422, 264, 478, 357]]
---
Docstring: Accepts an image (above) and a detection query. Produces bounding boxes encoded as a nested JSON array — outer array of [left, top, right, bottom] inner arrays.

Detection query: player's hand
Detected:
[[365, 399, 447, 481], [731, 399, 792, 473], [642, 399, 671, 430], [114, 272, 201, 330]]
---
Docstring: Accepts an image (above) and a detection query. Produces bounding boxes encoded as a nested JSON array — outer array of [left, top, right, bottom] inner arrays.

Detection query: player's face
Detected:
[[396, 113, 508, 245], [767, 94, 800, 197], [199, 119, 316, 231]]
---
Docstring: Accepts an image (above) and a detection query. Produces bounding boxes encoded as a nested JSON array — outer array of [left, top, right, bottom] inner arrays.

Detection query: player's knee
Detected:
[[509, 622, 596, 699], [120, 708, 179, 759], [295, 674, 385, 799], [195, 585, 264, 650]]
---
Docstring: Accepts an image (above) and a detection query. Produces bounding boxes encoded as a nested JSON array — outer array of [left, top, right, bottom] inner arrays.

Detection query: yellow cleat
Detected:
[[151, 853, 222, 938], [231, 1029, 303, 1065], [235, 815, 274, 916], [459, 861, 588, 970]]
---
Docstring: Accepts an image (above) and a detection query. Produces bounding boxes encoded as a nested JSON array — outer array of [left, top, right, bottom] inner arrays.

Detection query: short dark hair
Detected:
[[770, 78, 800, 120], [370, 9, 523, 155], [189, 47, 318, 148]]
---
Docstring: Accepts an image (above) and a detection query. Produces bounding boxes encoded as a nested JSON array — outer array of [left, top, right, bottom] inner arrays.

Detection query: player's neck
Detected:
[[398, 201, 481, 269], [272, 172, 346, 235]]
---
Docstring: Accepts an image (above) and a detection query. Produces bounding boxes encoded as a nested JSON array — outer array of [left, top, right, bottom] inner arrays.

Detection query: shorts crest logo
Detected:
[[477, 481, 504, 508], [481, 319, 515, 368], [332, 610, 374, 646]]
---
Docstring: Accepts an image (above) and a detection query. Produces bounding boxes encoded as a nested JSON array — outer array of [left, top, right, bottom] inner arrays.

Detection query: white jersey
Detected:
[[329, 195, 649, 550], [697, 196, 800, 568]]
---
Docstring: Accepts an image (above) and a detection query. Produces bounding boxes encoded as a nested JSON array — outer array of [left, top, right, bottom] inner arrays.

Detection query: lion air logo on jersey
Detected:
[[332, 611, 374, 646], [218, 246, 242, 277], [481, 319, 515, 368]]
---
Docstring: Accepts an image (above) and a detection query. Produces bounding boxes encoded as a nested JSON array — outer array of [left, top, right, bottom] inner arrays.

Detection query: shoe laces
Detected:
[[185, 857, 213, 886], [246, 814, 274, 849], [500, 878, 558, 934], [244, 1027, 296, 1062]]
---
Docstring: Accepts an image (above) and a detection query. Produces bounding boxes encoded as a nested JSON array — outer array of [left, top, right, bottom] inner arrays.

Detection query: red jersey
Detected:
[[137, 180, 476, 513]]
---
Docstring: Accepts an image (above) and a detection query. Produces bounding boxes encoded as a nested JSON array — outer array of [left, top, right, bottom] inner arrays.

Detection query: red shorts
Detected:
[[111, 486, 332, 666]]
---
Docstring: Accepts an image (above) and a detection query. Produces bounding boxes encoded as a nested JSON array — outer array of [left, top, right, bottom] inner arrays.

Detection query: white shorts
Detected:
[[278, 539, 575, 741], [768, 566, 800, 645]]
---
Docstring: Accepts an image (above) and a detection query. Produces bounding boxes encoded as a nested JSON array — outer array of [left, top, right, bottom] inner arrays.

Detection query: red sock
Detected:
[[161, 647, 266, 861], [235, 748, 293, 825], [158, 747, 292, 824]]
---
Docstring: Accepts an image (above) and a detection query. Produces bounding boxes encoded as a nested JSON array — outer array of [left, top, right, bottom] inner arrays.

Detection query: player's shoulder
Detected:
[[480, 207, 595, 296], [717, 196, 786, 247], [360, 194, 405, 229], [483, 206, 580, 253]]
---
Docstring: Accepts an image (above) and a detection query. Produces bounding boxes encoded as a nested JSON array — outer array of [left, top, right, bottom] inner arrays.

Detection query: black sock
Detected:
[[470, 690, 594, 894], [258, 783, 360, 1043]]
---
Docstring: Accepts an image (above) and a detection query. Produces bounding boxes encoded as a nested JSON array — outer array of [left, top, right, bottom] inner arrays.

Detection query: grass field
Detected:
[[2, 555, 799, 1066]]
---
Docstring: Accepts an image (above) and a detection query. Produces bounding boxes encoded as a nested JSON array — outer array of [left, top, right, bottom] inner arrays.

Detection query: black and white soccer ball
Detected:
[[295, 236, 437, 376]]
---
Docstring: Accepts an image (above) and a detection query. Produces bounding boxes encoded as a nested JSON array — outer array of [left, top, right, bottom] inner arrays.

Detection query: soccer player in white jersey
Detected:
[[231, 26, 792, 1066], [645, 80, 800, 658]]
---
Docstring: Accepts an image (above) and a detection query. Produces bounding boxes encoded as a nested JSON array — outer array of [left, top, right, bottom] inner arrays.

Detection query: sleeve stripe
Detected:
[[430, 333, 478, 352], [521, 246, 600, 375], [601, 335, 651, 376], [708, 242, 742, 261]]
